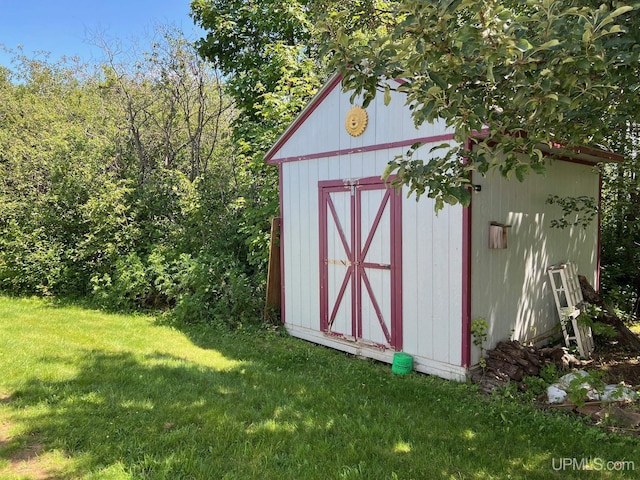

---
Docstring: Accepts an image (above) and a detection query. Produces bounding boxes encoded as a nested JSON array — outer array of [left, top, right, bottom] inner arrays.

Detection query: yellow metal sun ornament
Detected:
[[345, 106, 368, 137]]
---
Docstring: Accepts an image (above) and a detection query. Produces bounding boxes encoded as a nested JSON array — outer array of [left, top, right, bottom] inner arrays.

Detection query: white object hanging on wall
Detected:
[[489, 222, 510, 249]]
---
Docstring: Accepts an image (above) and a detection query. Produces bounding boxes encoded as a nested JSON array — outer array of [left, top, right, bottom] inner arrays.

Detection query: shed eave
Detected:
[[537, 143, 624, 165], [566, 145, 624, 164], [471, 132, 623, 164]]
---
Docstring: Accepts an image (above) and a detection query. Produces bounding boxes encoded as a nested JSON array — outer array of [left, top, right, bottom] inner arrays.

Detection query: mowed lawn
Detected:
[[0, 297, 638, 479]]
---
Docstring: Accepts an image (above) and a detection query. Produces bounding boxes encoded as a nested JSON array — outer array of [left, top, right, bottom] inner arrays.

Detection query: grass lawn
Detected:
[[0, 296, 638, 479]]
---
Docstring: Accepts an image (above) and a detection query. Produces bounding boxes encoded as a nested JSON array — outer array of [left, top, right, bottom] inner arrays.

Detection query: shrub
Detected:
[[90, 253, 150, 311], [160, 253, 263, 327]]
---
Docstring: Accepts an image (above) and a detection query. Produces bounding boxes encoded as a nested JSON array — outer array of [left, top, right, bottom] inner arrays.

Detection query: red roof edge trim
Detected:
[[265, 74, 343, 165]]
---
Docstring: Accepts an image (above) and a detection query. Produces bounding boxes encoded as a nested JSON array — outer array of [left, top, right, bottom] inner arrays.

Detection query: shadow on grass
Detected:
[[4, 329, 640, 479]]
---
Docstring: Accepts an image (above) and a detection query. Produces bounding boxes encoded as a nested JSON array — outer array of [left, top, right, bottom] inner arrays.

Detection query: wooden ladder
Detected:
[[547, 263, 595, 358]]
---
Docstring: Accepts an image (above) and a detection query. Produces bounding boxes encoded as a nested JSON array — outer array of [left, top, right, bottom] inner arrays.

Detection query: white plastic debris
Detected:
[[547, 384, 568, 404], [547, 370, 639, 404], [586, 388, 601, 401], [600, 384, 637, 402], [557, 370, 590, 389]]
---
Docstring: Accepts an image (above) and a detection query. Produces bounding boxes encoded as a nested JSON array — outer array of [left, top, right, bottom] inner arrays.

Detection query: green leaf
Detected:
[[607, 25, 624, 34], [486, 64, 495, 83], [429, 71, 448, 90], [458, 186, 472, 207], [608, 6, 634, 19], [429, 143, 451, 153], [439, 0, 464, 15], [443, 194, 458, 205], [557, 95, 571, 105], [530, 162, 546, 175], [536, 39, 561, 50], [384, 85, 392, 106], [382, 162, 396, 180], [516, 38, 533, 52], [427, 85, 442, 96], [515, 164, 529, 182], [533, 149, 544, 163]]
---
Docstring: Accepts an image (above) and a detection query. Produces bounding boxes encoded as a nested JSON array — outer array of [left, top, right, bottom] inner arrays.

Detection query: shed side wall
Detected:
[[470, 160, 599, 364]]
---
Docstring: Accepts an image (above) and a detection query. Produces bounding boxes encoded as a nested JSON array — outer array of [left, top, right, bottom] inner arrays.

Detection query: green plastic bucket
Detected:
[[391, 352, 413, 375]]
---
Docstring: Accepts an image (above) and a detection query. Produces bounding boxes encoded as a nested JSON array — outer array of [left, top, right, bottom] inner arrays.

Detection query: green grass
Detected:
[[0, 296, 639, 479]]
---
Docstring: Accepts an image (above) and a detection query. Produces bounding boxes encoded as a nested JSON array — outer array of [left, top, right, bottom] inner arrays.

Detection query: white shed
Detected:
[[265, 74, 621, 380]]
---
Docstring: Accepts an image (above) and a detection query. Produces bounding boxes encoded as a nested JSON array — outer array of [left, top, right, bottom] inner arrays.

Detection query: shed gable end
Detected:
[[265, 76, 450, 164]]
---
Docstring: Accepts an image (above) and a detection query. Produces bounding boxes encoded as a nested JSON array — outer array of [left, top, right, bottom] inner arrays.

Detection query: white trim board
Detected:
[[285, 324, 468, 381]]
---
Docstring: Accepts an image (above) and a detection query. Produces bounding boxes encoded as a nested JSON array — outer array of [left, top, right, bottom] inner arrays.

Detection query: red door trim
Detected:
[[319, 187, 329, 332], [462, 200, 472, 367], [326, 193, 353, 260], [461, 141, 473, 368], [350, 184, 358, 337], [319, 177, 403, 350], [268, 133, 456, 164], [360, 269, 392, 344], [319, 182, 356, 335], [391, 182, 403, 351]]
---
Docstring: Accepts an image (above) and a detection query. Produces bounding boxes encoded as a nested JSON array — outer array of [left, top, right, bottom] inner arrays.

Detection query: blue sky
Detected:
[[0, 0, 205, 67]]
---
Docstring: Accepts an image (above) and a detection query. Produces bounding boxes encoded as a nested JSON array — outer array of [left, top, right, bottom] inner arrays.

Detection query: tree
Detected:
[[93, 28, 234, 185], [191, 0, 315, 119], [0, 52, 134, 295], [191, 0, 322, 273], [190, 0, 387, 118], [600, 125, 640, 313], [190, 0, 391, 271], [320, 0, 639, 208]]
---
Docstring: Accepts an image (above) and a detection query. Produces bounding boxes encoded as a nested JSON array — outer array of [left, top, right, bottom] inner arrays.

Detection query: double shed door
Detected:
[[319, 177, 402, 350]]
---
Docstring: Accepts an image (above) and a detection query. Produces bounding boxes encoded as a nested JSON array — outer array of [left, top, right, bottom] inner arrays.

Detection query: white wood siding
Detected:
[[402, 193, 463, 366], [282, 146, 464, 374], [269, 79, 449, 162], [470, 159, 599, 364], [277, 79, 465, 377]]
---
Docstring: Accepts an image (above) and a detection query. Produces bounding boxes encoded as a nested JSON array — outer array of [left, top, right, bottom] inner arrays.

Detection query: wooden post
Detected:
[[264, 217, 281, 321]]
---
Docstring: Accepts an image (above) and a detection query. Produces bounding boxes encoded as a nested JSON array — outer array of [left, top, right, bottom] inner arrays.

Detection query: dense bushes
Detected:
[[0, 33, 271, 325], [89, 249, 260, 324]]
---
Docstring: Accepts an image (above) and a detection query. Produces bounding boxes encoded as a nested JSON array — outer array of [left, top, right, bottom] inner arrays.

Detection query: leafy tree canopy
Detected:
[[191, 0, 315, 119], [320, 0, 640, 208], [190, 0, 390, 119]]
